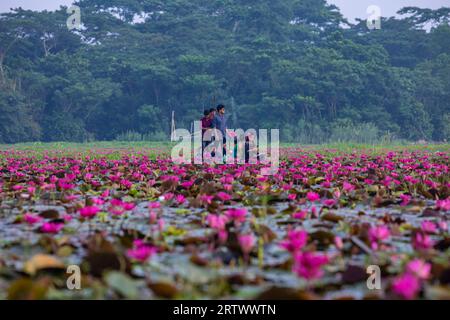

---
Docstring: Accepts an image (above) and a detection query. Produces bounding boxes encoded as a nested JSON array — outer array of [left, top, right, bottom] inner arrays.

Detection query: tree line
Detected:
[[0, 0, 449, 143]]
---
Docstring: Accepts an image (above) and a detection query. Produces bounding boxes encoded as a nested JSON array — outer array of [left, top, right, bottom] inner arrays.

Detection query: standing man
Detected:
[[212, 104, 228, 160]]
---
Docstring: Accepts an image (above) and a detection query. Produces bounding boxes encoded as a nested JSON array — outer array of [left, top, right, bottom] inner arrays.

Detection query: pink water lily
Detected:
[[41, 222, 64, 234], [127, 240, 157, 262], [79, 206, 100, 218], [162, 193, 174, 201], [225, 208, 247, 224], [64, 194, 79, 202], [292, 210, 308, 219], [148, 201, 161, 209], [27, 186, 36, 195], [216, 192, 232, 202], [294, 251, 329, 280], [200, 194, 214, 205], [306, 192, 320, 202], [218, 230, 228, 244], [400, 194, 411, 206], [333, 189, 341, 199], [412, 232, 434, 250], [158, 218, 165, 232], [420, 221, 437, 234], [181, 180, 194, 189], [334, 236, 344, 250], [391, 273, 420, 300], [12, 185, 23, 191], [122, 201, 136, 211], [238, 233, 256, 255], [174, 194, 185, 204], [109, 204, 125, 216], [406, 259, 431, 280], [92, 197, 105, 206], [323, 199, 337, 207], [438, 221, 448, 232], [149, 211, 158, 224], [280, 230, 308, 253], [288, 193, 297, 201], [343, 181, 355, 192], [23, 213, 42, 225], [436, 198, 450, 211], [369, 225, 390, 250], [207, 214, 228, 230]]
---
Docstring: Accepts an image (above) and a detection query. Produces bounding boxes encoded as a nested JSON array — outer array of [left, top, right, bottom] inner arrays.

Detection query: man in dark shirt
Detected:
[[201, 110, 212, 154], [212, 104, 227, 160], [201, 110, 212, 136]]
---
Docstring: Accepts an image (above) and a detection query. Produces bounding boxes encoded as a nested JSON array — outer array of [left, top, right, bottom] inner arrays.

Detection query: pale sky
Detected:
[[328, 0, 450, 22], [0, 0, 449, 21]]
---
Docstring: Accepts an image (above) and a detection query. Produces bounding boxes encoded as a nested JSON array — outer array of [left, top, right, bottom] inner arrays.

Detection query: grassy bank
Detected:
[[1, 141, 449, 154]]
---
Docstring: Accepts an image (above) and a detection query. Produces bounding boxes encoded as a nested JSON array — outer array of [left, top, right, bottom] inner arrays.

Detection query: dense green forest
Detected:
[[0, 0, 449, 143]]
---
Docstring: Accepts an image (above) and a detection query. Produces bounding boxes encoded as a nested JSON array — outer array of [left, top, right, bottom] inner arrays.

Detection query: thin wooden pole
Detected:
[[170, 111, 176, 141]]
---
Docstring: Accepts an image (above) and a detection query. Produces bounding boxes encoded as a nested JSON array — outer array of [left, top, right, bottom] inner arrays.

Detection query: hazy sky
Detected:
[[328, 0, 449, 21], [0, 0, 449, 21]]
